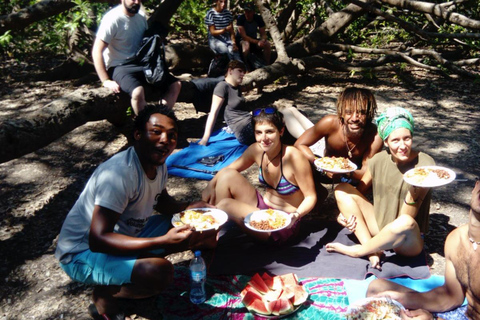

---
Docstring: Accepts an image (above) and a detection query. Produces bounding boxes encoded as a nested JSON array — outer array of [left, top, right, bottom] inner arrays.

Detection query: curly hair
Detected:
[[133, 104, 178, 134], [336, 87, 377, 124]]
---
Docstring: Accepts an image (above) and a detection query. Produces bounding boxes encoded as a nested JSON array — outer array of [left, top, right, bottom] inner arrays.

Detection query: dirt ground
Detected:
[[0, 58, 479, 319]]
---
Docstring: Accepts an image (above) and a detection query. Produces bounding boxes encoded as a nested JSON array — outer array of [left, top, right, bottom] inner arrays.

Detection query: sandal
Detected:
[[88, 303, 126, 320]]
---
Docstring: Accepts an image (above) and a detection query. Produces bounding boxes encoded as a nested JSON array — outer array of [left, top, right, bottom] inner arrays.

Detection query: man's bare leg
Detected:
[[161, 81, 181, 110], [131, 86, 146, 115], [93, 257, 174, 317]]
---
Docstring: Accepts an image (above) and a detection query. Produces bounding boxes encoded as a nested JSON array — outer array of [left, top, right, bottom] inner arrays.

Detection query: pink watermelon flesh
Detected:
[[241, 284, 261, 299], [291, 284, 309, 306], [249, 273, 269, 294], [244, 294, 271, 315], [270, 298, 294, 316], [242, 290, 264, 306], [261, 272, 274, 289]]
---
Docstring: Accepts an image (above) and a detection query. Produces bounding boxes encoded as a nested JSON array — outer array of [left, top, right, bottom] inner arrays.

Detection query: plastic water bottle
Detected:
[[189, 250, 206, 304]]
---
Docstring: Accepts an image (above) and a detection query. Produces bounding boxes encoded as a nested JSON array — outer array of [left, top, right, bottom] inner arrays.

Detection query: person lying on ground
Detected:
[[55, 105, 214, 320], [202, 107, 316, 243], [92, 0, 181, 115], [293, 87, 383, 206], [325, 107, 435, 269], [367, 179, 480, 320], [205, 0, 242, 62], [198, 60, 255, 146]]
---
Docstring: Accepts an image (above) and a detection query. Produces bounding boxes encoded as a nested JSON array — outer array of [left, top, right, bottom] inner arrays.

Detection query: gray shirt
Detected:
[[214, 81, 254, 144], [55, 147, 168, 263]]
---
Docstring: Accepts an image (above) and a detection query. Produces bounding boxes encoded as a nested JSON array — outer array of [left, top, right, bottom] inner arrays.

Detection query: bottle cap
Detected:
[[194, 250, 201, 257]]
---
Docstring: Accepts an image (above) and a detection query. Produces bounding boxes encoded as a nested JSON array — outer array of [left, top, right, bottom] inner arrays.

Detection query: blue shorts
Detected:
[[60, 214, 171, 286]]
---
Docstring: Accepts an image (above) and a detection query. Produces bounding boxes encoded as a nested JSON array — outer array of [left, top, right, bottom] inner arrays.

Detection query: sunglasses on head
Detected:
[[253, 107, 276, 116]]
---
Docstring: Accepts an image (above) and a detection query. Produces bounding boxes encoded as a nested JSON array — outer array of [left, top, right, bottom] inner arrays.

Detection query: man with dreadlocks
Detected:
[[294, 87, 383, 207]]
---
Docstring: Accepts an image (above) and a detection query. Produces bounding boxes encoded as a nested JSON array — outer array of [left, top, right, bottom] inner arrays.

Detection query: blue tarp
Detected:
[[166, 128, 248, 180]]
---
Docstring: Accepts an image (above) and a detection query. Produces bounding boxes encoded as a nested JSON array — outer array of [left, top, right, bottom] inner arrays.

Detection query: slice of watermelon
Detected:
[[291, 284, 309, 306], [278, 285, 295, 300], [243, 291, 271, 315], [240, 284, 262, 299], [270, 275, 284, 291], [261, 272, 274, 289], [269, 298, 294, 316], [263, 288, 283, 302], [248, 273, 269, 294], [279, 273, 299, 287]]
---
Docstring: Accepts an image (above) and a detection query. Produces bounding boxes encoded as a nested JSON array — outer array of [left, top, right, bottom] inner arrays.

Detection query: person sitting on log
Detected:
[[92, 0, 181, 115], [205, 0, 242, 63], [235, 2, 271, 70]]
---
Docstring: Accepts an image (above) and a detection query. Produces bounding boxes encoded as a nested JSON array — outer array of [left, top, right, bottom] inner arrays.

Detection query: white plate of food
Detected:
[[345, 297, 404, 320], [244, 209, 291, 233], [403, 166, 456, 188], [171, 208, 228, 232], [314, 156, 357, 173]]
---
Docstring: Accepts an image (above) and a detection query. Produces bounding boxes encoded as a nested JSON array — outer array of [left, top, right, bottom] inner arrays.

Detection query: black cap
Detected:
[[243, 2, 254, 11]]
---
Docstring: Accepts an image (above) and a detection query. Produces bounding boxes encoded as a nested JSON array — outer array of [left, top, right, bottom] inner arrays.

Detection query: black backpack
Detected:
[[135, 34, 167, 87]]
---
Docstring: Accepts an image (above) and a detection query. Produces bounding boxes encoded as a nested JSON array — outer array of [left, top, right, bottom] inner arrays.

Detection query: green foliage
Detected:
[[0, 0, 109, 58], [171, 0, 210, 40]]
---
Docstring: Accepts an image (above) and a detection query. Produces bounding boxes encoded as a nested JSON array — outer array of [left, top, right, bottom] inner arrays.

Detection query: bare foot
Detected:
[[368, 253, 382, 270], [325, 242, 363, 258]]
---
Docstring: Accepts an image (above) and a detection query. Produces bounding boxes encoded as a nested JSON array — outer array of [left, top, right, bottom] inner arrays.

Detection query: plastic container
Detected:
[[189, 250, 206, 304]]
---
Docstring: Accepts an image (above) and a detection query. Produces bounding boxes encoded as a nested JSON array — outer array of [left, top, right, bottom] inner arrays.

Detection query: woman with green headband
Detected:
[[326, 107, 435, 269]]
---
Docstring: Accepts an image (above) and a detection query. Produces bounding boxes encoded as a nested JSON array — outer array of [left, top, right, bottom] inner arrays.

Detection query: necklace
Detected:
[[343, 125, 357, 158], [264, 146, 282, 173], [469, 236, 480, 251]]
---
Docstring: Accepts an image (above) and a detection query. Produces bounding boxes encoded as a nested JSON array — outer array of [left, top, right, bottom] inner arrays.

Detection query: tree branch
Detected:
[[379, 0, 480, 30]]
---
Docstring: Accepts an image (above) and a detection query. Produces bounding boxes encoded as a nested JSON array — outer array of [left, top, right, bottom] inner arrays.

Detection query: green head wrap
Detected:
[[376, 107, 415, 141]]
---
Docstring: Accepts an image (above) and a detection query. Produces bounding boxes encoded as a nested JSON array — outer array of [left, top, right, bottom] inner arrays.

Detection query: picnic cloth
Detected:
[[157, 266, 349, 319], [166, 128, 247, 180], [209, 220, 430, 280]]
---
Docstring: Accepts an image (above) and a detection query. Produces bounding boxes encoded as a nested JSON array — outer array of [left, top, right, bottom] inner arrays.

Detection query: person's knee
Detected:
[[170, 80, 181, 93], [131, 86, 145, 100], [366, 279, 390, 297], [390, 215, 417, 235], [216, 198, 234, 212], [334, 183, 355, 201], [217, 168, 241, 183], [132, 258, 174, 292], [242, 41, 250, 52]]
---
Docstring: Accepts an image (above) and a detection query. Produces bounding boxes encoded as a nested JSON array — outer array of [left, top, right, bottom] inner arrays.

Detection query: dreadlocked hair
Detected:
[[336, 87, 377, 124]]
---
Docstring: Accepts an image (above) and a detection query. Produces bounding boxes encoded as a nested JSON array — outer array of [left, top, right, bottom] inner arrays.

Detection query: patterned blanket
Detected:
[[157, 266, 349, 319]]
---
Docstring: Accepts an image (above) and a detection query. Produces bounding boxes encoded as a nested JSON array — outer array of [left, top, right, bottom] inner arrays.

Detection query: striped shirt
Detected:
[[205, 8, 234, 42]]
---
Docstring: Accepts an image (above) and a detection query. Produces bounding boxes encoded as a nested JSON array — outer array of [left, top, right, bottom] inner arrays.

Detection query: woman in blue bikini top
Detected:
[[258, 146, 300, 196], [202, 106, 317, 243]]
